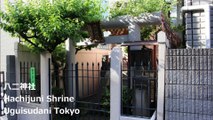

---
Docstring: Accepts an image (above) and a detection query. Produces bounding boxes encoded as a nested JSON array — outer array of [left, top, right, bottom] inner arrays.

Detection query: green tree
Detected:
[[109, 0, 182, 42], [109, 0, 178, 18], [0, 0, 104, 52], [0, 0, 104, 89]]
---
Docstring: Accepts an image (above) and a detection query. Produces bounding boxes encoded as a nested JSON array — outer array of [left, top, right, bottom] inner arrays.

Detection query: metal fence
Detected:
[[0, 72, 5, 116], [75, 62, 110, 120], [51, 62, 110, 120], [165, 49, 213, 120], [51, 52, 158, 119], [19, 61, 41, 99]]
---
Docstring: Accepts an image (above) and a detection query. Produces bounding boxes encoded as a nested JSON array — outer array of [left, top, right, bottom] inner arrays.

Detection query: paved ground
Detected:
[[0, 115, 8, 120]]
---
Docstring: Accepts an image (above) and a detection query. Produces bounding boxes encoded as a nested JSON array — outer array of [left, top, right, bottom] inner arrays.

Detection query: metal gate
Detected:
[[75, 62, 110, 120], [121, 43, 158, 118], [122, 64, 157, 118]]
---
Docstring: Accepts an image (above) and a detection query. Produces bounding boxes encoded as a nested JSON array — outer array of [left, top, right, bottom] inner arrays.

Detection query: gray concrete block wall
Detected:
[[211, 7, 213, 48], [165, 49, 213, 120], [184, 0, 213, 6], [183, 1, 213, 48], [185, 12, 207, 48]]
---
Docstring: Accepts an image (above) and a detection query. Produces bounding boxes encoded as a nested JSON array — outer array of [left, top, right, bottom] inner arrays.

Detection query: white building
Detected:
[[0, 0, 19, 72]]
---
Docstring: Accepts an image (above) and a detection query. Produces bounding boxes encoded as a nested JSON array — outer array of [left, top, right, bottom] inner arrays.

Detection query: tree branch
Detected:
[[26, 34, 37, 38], [18, 32, 45, 51]]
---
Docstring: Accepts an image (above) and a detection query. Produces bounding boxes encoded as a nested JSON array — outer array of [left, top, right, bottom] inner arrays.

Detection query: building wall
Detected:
[[184, 0, 213, 48], [184, 0, 213, 6], [165, 49, 213, 120], [185, 11, 207, 48], [76, 48, 111, 98], [76, 48, 110, 66], [16, 45, 46, 120], [0, 0, 19, 72]]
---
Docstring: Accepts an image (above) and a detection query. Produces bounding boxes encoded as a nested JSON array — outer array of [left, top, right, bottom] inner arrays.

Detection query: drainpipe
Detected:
[[181, 5, 211, 48]]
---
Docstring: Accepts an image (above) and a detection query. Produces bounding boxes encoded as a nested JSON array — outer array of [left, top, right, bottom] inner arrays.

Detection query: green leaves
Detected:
[[109, 0, 176, 18], [108, 0, 181, 41], [0, 0, 104, 53]]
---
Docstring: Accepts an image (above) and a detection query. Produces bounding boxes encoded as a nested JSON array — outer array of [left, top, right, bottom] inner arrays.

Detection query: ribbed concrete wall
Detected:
[[165, 49, 213, 120]]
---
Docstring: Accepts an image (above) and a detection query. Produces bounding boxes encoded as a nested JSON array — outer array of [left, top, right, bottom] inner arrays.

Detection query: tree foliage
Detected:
[[0, 0, 104, 53], [0, 0, 105, 89], [109, 0, 178, 18], [109, 0, 182, 41]]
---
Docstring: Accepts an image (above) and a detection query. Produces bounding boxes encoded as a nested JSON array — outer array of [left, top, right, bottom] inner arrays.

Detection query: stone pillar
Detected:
[[128, 23, 141, 42], [40, 52, 51, 120], [6, 55, 16, 120], [110, 47, 122, 120], [65, 39, 76, 108], [128, 23, 141, 50], [157, 31, 167, 120]]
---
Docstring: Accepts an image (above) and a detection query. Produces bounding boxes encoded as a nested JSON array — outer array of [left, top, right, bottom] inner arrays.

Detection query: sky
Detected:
[[102, 0, 126, 19]]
